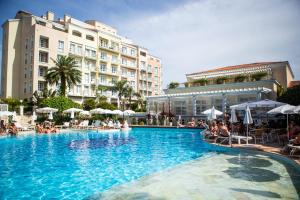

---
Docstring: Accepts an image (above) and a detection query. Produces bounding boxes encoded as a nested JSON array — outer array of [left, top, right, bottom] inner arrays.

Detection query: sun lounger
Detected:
[[78, 120, 89, 129], [62, 122, 70, 129], [287, 144, 300, 157], [231, 135, 253, 144]]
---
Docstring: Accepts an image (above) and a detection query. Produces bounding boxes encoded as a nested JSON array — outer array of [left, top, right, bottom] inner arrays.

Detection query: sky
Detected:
[[0, 0, 300, 88]]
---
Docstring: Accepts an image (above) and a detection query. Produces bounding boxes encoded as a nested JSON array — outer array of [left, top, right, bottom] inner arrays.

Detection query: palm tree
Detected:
[[32, 89, 56, 106], [107, 80, 129, 109], [168, 82, 180, 89], [125, 86, 141, 109], [45, 56, 81, 96]]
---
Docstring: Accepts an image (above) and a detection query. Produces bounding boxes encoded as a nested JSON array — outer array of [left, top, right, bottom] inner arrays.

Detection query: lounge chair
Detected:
[[62, 122, 70, 129], [15, 122, 31, 131], [78, 120, 89, 129], [287, 144, 300, 157]]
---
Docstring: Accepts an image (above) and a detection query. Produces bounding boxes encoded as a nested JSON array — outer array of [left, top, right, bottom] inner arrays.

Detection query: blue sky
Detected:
[[1, 0, 300, 87]]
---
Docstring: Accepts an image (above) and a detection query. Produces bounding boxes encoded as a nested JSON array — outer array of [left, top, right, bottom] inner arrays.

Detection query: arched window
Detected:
[[72, 30, 82, 37], [86, 35, 94, 41]]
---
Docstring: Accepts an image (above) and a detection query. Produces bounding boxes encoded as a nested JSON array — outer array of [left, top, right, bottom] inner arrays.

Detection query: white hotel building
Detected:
[[1, 11, 162, 103]]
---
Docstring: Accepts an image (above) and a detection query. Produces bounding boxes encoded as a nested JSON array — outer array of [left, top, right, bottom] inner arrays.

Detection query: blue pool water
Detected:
[[0, 128, 225, 199]]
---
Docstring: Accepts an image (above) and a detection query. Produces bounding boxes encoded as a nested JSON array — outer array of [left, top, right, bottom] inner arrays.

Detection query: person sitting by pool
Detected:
[[206, 120, 219, 139], [218, 122, 230, 137], [198, 120, 209, 129], [187, 118, 195, 127], [50, 125, 58, 133], [8, 123, 18, 136], [0, 120, 7, 135], [279, 121, 300, 142], [177, 120, 185, 128], [35, 123, 44, 133], [291, 133, 300, 146], [122, 120, 129, 129]]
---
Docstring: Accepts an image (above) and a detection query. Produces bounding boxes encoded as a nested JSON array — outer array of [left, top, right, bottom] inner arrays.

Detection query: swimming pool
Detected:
[[0, 128, 299, 199]]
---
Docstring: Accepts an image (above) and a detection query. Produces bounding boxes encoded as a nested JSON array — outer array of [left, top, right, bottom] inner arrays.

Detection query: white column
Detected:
[[19, 106, 24, 116], [222, 93, 227, 114], [192, 95, 197, 116]]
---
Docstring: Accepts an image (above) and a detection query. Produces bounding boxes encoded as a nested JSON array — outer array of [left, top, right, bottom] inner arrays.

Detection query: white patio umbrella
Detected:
[[229, 109, 238, 123], [268, 104, 296, 140], [12, 111, 17, 121], [230, 99, 286, 110], [36, 107, 58, 113], [63, 108, 83, 119], [0, 111, 14, 117], [90, 108, 106, 114], [123, 110, 135, 116], [104, 109, 114, 114], [178, 115, 181, 124], [294, 106, 300, 113], [80, 110, 90, 116], [32, 111, 37, 123], [48, 111, 53, 120], [112, 110, 123, 115], [63, 108, 83, 113], [243, 105, 253, 145], [202, 106, 222, 120]]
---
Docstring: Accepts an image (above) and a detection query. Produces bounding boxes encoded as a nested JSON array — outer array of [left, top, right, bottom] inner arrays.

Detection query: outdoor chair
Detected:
[[250, 129, 268, 144]]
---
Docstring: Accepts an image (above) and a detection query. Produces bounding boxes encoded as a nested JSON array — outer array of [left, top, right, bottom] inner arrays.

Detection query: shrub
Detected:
[[1, 98, 21, 111], [251, 72, 268, 81], [139, 121, 145, 125], [97, 102, 117, 110], [168, 82, 180, 89], [234, 75, 246, 82], [277, 85, 300, 105], [41, 96, 81, 112], [193, 78, 208, 86], [83, 98, 96, 111], [216, 76, 228, 84], [131, 118, 137, 125]]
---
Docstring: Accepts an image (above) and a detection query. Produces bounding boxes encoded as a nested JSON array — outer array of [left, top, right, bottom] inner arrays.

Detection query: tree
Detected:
[[41, 96, 81, 112], [251, 72, 268, 81], [106, 80, 129, 109], [45, 56, 81, 96], [168, 82, 180, 89], [83, 99, 97, 111], [277, 85, 300, 105], [125, 86, 140, 109], [192, 78, 208, 86], [32, 89, 56, 106], [1, 98, 21, 111]]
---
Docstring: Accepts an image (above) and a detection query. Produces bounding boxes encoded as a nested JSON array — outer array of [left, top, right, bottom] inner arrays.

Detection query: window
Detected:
[[175, 101, 187, 115], [154, 67, 158, 75], [131, 49, 136, 56], [85, 48, 96, 58], [77, 45, 82, 55], [111, 78, 117, 84], [86, 35, 94, 41], [122, 47, 127, 54], [111, 66, 117, 74], [70, 43, 75, 53], [148, 74, 152, 79], [76, 85, 81, 94], [39, 36, 49, 48], [122, 69, 126, 76], [36, 20, 46, 26], [72, 30, 82, 37], [39, 66, 47, 77], [147, 65, 152, 71], [100, 39, 108, 47], [140, 51, 146, 56], [25, 53, 28, 64], [112, 55, 118, 63], [24, 83, 27, 94], [100, 52, 107, 60], [84, 73, 89, 84], [58, 40, 64, 51], [25, 39, 28, 49], [100, 75, 106, 84], [140, 61, 146, 68], [122, 58, 127, 65], [196, 100, 207, 115], [84, 86, 89, 95], [39, 51, 48, 63], [130, 71, 135, 77], [38, 81, 46, 91], [100, 63, 107, 72], [130, 81, 135, 87]]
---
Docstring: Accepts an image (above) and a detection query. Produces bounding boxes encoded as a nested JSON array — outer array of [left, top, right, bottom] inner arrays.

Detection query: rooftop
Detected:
[[186, 61, 289, 76]]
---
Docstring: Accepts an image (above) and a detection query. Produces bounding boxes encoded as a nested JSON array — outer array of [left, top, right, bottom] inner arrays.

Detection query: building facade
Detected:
[[1, 11, 162, 103], [146, 61, 294, 117]]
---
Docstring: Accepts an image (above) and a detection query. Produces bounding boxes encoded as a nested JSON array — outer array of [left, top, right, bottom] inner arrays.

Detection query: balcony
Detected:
[[69, 50, 83, 57], [120, 62, 137, 70], [100, 56, 108, 62], [99, 44, 119, 53], [121, 51, 137, 59], [111, 59, 120, 65]]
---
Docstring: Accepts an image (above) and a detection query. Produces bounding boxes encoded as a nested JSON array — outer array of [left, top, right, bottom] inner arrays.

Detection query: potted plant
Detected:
[[216, 76, 228, 84], [193, 78, 208, 86], [251, 72, 268, 81], [234, 75, 246, 82]]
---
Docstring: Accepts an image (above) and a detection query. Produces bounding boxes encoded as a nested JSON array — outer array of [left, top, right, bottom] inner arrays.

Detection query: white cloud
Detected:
[[116, 0, 300, 87]]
